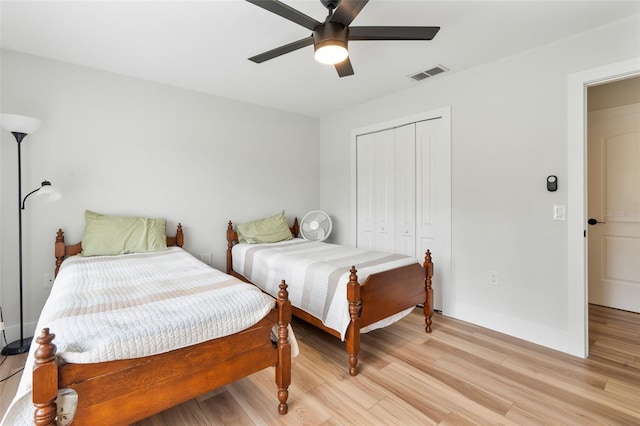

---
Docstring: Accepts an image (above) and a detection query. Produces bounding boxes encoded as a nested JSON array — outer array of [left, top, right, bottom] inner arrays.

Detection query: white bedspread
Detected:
[[232, 239, 420, 340], [2, 247, 282, 426]]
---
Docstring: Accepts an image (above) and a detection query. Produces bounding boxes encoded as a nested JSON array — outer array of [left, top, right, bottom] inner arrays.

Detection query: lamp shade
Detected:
[[1, 114, 42, 135], [36, 181, 62, 203]]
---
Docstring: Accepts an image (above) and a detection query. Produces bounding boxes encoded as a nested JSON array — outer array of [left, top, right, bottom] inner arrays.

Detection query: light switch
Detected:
[[553, 205, 566, 221]]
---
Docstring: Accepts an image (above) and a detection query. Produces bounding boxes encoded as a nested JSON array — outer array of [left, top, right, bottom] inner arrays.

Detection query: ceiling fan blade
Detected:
[[249, 36, 314, 63], [335, 57, 354, 77], [329, 0, 369, 26], [349, 26, 440, 41], [245, 0, 321, 31]]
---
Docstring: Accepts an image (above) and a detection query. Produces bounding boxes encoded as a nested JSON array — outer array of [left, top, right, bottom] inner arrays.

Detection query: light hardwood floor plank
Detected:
[[0, 352, 27, 419]]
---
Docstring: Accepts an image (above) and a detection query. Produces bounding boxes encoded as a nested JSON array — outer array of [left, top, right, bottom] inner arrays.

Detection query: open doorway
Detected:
[[567, 58, 640, 359], [587, 77, 640, 313]]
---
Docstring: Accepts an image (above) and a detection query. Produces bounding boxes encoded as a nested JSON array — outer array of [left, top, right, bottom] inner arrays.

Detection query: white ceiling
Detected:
[[2, 1, 639, 117]]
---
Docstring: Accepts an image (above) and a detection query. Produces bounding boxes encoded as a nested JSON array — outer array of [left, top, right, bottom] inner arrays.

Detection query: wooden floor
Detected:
[[1, 304, 639, 425]]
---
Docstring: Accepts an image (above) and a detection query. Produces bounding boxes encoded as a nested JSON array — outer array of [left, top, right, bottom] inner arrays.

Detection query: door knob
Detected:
[[588, 218, 605, 225]]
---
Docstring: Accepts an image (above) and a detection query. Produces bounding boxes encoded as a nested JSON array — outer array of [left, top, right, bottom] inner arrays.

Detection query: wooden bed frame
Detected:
[[226, 218, 433, 377], [31, 224, 292, 425]]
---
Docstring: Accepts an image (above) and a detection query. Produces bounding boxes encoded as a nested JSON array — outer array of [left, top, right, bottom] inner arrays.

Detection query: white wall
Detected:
[[0, 49, 319, 342], [319, 15, 640, 355]]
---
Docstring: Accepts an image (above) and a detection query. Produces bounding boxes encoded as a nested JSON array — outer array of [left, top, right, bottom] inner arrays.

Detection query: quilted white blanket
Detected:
[[2, 247, 280, 426], [232, 239, 420, 340]]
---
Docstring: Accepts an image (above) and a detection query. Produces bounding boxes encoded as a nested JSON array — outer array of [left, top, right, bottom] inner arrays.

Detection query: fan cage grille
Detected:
[[300, 211, 333, 241]]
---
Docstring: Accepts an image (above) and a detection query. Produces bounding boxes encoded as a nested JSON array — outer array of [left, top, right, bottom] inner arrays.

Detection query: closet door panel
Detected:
[[356, 133, 377, 249], [416, 118, 444, 310], [357, 129, 395, 252], [416, 120, 436, 254], [374, 130, 396, 252], [395, 124, 416, 257]]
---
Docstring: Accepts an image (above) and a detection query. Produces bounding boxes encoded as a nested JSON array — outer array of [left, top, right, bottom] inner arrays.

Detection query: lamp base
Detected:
[[1, 336, 33, 355]]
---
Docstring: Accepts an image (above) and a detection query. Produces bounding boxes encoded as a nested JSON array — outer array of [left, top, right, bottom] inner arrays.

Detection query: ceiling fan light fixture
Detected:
[[313, 22, 349, 65], [314, 43, 348, 64]]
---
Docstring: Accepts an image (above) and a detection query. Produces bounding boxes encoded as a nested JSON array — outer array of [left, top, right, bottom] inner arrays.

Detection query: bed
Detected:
[[226, 213, 432, 376], [2, 213, 292, 426]]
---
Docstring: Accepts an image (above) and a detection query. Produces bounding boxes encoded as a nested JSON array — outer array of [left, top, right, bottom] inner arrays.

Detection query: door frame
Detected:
[[567, 58, 640, 358], [350, 106, 452, 313]]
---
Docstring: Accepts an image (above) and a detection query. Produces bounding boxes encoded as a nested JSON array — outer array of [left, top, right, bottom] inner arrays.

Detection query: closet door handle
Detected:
[[588, 218, 605, 225]]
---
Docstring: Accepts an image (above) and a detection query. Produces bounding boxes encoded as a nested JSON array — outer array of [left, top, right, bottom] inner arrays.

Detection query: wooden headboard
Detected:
[[54, 223, 184, 277], [226, 218, 299, 275], [226, 217, 299, 245]]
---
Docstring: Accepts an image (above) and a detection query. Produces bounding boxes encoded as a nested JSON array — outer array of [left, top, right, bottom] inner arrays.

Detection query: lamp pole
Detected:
[[17, 132, 31, 353], [17, 132, 29, 352], [1, 131, 33, 355]]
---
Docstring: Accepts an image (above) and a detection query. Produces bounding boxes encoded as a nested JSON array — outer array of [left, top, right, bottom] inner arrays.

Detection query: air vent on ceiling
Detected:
[[408, 65, 449, 82]]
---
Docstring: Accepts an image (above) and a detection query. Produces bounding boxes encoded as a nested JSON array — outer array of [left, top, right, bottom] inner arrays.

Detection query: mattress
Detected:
[[232, 238, 420, 340]]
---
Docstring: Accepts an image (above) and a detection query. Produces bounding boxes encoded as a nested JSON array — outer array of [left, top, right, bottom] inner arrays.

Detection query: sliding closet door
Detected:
[[394, 124, 416, 256], [353, 107, 451, 313], [356, 124, 416, 255], [356, 129, 395, 252], [416, 118, 447, 310]]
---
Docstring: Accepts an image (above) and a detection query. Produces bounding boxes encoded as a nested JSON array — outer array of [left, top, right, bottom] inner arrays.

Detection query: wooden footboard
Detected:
[[226, 219, 433, 377], [31, 282, 292, 425]]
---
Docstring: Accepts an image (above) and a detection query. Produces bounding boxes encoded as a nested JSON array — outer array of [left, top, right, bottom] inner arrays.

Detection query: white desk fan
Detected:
[[300, 210, 332, 242]]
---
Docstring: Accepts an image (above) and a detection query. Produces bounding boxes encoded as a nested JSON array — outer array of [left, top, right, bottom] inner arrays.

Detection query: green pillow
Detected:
[[237, 211, 292, 244], [81, 210, 167, 256]]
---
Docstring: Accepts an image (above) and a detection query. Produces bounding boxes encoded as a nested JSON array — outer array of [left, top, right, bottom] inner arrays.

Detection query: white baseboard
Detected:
[[446, 302, 584, 358]]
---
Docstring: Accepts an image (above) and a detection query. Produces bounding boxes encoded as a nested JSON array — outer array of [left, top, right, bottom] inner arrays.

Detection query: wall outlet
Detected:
[[489, 270, 500, 286], [44, 272, 55, 288], [199, 253, 212, 265]]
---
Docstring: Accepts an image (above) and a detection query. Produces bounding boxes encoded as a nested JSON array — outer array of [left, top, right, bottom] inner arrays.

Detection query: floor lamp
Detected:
[[1, 113, 61, 356]]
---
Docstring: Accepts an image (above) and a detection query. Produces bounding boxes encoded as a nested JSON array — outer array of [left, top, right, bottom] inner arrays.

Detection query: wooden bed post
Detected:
[[226, 221, 235, 274], [346, 266, 361, 376], [32, 328, 58, 426], [54, 229, 66, 277], [424, 250, 434, 333], [175, 223, 184, 247], [276, 281, 291, 415]]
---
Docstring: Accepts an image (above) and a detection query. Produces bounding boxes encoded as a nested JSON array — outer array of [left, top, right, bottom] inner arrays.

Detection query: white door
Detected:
[[588, 103, 640, 313], [357, 124, 416, 255], [356, 129, 395, 252], [416, 118, 448, 311], [394, 124, 417, 257]]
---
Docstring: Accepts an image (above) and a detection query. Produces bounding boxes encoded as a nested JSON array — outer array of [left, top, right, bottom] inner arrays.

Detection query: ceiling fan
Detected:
[[245, 0, 440, 77]]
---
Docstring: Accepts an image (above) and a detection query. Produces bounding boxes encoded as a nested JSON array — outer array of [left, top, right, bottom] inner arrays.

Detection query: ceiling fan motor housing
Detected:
[[313, 22, 349, 53], [321, 0, 341, 11]]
